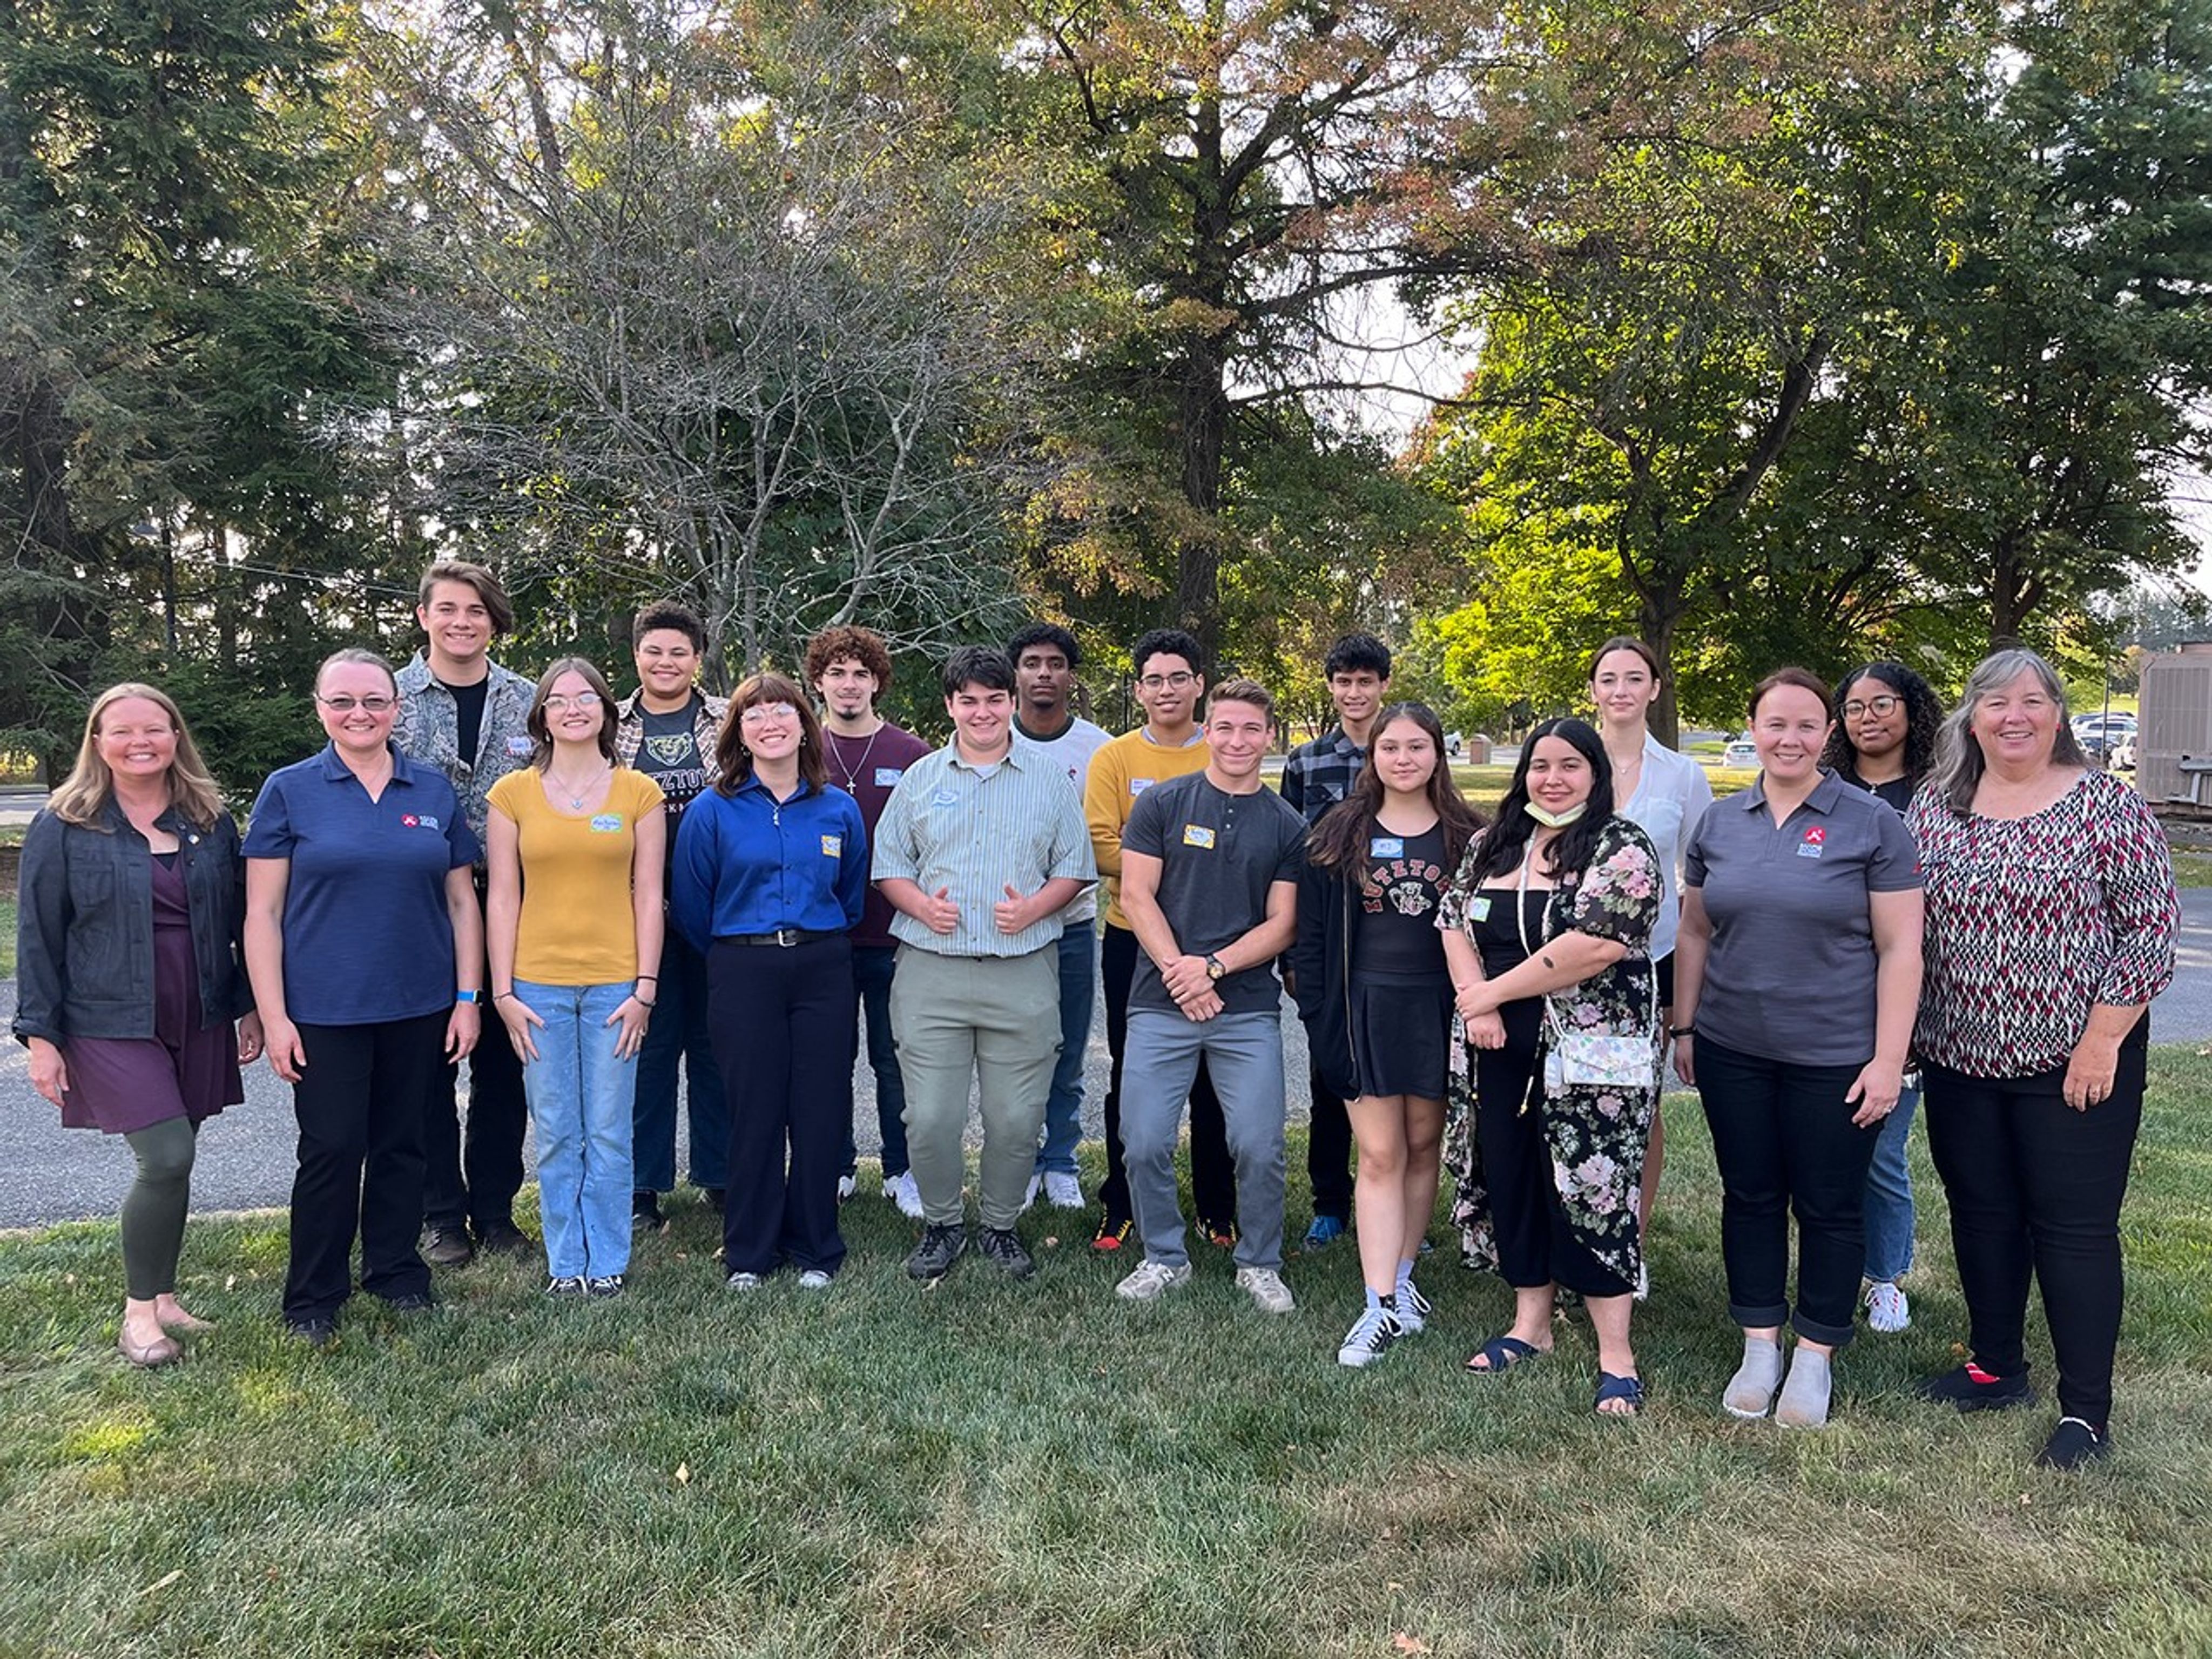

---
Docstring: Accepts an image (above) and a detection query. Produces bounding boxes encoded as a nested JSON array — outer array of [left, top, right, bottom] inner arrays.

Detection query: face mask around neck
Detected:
[[1523, 799, 1589, 830]]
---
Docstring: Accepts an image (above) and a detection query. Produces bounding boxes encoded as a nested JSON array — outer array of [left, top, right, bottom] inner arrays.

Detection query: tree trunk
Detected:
[[1637, 583, 1691, 747]]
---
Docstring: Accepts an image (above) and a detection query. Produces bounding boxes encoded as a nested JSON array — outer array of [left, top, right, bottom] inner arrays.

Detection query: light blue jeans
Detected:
[[1035, 923, 1098, 1177], [515, 980, 637, 1279], [1861, 1078, 1921, 1284]]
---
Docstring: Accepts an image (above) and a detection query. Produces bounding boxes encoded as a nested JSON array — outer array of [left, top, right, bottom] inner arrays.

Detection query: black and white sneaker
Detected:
[[544, 1275, 588, 1298], [1392, 1280, 1432, 1336], [1337, 1304, 1402, 1368], [585, 1274, 625, 1298]]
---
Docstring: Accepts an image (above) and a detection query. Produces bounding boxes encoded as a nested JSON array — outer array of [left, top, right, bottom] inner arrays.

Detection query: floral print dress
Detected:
[[1438, 815, 1664, 1286]]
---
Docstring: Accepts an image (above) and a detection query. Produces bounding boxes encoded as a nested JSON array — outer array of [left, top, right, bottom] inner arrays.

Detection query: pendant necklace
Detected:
[[549, 764, 610, 811], [832, 724, 881, 793]]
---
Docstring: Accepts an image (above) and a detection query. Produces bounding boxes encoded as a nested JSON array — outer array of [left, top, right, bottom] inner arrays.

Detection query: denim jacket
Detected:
[[393, 652, 537, 846], [12, 801, 253, 1046]]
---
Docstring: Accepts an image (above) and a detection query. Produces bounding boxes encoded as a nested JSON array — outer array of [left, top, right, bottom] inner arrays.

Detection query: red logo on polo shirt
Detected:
[[401, 814, 420, 827], [1803, 826, 1825, 845]]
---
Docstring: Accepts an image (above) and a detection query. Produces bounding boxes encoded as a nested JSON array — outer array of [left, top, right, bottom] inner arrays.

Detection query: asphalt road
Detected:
[[8, 891, 2211, 1231]]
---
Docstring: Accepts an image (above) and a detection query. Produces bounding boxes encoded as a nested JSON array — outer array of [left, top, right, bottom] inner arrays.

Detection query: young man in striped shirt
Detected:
[[871, 647, 1096, 1281]]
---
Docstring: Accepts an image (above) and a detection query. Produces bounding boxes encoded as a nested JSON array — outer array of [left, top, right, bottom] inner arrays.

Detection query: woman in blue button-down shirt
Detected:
[[671, 672, 867, 1288]]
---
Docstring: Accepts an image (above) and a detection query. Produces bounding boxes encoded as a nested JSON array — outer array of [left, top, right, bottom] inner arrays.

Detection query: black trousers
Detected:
[[1923, 1027, 2147, 1429], [423, 874, 528, 1233], [1474, 1000, 1630, 1297], [1097, 923, 1236, 1226], [709, 935, 856, 1277], [1695, 1035, 1878, 1347], [286, 1011, 447, 1321], [1305, 1064, 1353, 1224]]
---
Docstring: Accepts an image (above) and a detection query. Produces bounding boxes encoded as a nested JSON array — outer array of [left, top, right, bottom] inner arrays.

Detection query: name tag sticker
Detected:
[[1182, 824, 1216, 849], [1468, 895, 1492, 922], [507, 736, 534, 758], [590, 814, 624, 833], [874, 767, 905, 787], [930, 788, 959, 808], [821, 834, 842, 858], [1130, 778, 1155, 795], [1370, 837, 1405, 858]]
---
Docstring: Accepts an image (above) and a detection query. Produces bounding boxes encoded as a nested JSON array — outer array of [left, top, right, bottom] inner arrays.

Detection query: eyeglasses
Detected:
[[1842, 694, 1901, 719], [318, 694, 395, 714], [543, 692, 602, 711], [739, 702, 799, 724], [1137, 671, 1196, 691]]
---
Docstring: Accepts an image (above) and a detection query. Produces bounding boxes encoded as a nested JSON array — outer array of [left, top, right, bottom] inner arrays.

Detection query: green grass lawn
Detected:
[[5, 1057, 2212, 1656], [0, 895, 15, 980]]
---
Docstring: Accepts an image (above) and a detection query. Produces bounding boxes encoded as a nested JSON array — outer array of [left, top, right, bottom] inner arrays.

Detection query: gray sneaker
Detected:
[[1115, 1258, 1192, 1301], [1392, 1280, 1431, 1335], [978, 1227, 1036, 1280], [1337, 1304, 1401, 1367], [906, 1224, 969, 1281], [1235, 1266, 1296, 1314]]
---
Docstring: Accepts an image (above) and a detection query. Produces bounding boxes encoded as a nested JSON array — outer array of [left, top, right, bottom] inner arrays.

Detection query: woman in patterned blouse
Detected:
[[1905, 648, 2179, 1470], [1438, 718, 1664, 1418]]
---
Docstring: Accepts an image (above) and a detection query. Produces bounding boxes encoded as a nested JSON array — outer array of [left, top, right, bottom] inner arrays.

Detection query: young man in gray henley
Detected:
[[1113, 678, 1306, 1313], [871, 646, 1096, 1282]]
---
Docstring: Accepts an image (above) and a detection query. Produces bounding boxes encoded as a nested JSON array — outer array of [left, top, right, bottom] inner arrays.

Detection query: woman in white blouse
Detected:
[[1587, 637, 1714, 1258]]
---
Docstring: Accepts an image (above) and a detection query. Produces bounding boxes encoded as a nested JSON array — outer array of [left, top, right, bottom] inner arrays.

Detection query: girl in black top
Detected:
[[1291, 702, 1481, 1368], [1819, 662, 1944, 1336]]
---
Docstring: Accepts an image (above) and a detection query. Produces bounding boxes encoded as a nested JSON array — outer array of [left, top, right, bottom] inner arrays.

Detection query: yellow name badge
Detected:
[[1182, 824, 1216, 849], [820, 834, 842, 858]]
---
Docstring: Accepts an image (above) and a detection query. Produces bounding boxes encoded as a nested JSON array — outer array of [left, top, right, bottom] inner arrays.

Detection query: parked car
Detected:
[[1722, 739, 1758, 768], [2110, 733, 2137, 772], [2073, 712, 2137, 742]]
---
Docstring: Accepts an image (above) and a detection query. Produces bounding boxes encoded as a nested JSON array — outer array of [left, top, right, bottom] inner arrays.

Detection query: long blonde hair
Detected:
[[48, 683, 227, 831]]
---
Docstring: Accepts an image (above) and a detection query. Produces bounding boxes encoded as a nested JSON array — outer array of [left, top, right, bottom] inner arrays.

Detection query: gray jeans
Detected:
[[1121, 1007, 1287, 1271]]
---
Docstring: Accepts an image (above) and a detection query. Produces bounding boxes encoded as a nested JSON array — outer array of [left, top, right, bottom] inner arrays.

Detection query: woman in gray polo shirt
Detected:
[[1672, 667, 1923, 1429]]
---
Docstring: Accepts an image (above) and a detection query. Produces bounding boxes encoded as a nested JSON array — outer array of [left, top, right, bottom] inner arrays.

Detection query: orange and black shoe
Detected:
[[1091, 1213, 1134, 1252], [1199, 1216, 1239, 1250]]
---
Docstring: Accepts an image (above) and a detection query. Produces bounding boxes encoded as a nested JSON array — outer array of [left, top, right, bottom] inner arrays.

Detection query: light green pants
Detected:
[[888, 946, 1061, 1230]]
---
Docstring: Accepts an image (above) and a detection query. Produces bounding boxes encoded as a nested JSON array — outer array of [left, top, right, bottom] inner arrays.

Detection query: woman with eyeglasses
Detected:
[[1818, 663, 1944, 1336], [244, 650, 483, 1345], [487, 658, 665, 1298], [671, 674, 867, 1289], [15, 684, 262, 1367]]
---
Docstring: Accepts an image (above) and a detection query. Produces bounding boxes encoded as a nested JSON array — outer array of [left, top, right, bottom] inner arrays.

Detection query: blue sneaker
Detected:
[[1303, 1214, 1347, 1250]]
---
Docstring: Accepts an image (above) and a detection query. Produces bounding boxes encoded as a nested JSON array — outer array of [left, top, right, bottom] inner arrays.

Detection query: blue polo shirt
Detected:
[[242, 745, 481, 1026], [670, 776, 869, 950]]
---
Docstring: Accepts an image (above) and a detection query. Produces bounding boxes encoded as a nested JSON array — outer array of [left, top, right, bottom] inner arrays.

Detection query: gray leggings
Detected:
[[120, 1117, 198, 1300]]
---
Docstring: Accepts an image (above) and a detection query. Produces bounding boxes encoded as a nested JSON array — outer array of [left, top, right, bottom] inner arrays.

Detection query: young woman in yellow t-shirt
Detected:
[[487, 657, 666, 1297]]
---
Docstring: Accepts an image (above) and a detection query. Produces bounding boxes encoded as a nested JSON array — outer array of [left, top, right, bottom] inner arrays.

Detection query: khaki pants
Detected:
[[889, 945, 1061, 1229]]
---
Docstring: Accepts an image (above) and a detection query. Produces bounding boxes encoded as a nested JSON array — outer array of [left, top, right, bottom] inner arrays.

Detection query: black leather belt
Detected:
[[724, 928, 839, 948]]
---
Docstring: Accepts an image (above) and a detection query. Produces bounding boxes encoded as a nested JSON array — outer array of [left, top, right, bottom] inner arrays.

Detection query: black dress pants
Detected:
[[286, 1011, 447, 1321], [423, 875, 528, 1233], [709, 935, 856, 1277], [1923, 1025, 2147, 1429], [1695, 1034, 1878, 1347], [1305, 1064, 1353, 1225], [1097, 923, 1236, 1227]]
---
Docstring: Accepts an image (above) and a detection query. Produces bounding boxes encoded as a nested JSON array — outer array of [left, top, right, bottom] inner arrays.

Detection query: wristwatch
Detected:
[[455, 990, 481, 1006], [1205, 954, 1226, 981]]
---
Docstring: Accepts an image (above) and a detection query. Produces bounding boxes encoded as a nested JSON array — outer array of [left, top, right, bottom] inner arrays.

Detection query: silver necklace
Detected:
[[830, 722, 882, 792], [547, 764, 610, 811]]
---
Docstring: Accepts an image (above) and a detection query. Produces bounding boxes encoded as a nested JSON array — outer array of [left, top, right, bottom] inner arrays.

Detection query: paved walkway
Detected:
[[8, 890, 2211, 1230]]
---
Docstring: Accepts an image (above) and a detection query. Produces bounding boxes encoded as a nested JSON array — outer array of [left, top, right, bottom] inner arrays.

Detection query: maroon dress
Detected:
[[59, 853, 244, 1134]]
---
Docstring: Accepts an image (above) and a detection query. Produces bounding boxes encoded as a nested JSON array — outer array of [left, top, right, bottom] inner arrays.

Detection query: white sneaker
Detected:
[[835, 1173, 857, 1202], [1116, 1258, 1193, 1301], [1236, 1266, 1296, 1315], [1392, 1279, 1431, 1336], [1021, 1174, 1041, 1212], [1865, 1279, 1911, 1333], [1337, 1304, 1401, 1367], [1043, 1171, 1084, 1209], [884, 1170, 925, 1219], [797, 1269, 833, 1291]]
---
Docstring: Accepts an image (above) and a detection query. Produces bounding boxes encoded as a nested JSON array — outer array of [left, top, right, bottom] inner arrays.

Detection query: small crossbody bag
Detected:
[[1515, 847, 1660, 1098]]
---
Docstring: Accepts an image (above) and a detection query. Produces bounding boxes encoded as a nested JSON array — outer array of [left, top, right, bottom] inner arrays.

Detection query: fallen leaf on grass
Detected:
[[138, 1570, 182, 1598], [1391, 1633, 1430, 1654], [675, 1463, 691, 1486], [225, 1275, 238, 1291], [1043, 1236, 1060, 1249]]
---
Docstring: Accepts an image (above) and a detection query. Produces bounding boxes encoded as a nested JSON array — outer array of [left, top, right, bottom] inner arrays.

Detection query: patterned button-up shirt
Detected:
[[1280, 724, 1368, 827], [613, 688, 729, 772], [394, 652, 537, 847]]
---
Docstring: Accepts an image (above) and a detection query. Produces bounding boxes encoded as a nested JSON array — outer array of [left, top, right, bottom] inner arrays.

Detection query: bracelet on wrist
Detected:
[[493, 990, 516, 1003], [1668, 1024, 1696, 1039], [636, 974, 658, 983]]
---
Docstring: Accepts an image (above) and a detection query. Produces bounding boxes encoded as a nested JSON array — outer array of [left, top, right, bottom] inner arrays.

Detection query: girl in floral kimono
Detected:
[[1438, 717, 1663, 1417]]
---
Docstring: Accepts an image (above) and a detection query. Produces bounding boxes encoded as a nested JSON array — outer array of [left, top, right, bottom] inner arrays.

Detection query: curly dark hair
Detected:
[[802, 624, 894, 690], [1819, 662, 1943, 788], [1307, 702, 1482, 875]]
